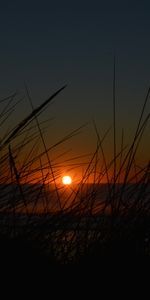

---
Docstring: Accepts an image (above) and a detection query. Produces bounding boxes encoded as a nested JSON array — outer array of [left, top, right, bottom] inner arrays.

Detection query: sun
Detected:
[[62, 175, 72, 185]]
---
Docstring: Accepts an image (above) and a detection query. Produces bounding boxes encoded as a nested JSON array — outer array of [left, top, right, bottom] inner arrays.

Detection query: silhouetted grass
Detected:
[[0, 82, 149, 270]]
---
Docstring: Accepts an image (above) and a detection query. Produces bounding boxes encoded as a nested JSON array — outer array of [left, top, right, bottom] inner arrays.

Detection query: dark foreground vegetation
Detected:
[[0, 84, 150, 292]]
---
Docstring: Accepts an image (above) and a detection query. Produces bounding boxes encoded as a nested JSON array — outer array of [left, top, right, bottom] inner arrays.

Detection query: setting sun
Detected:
[[62, 175, 72, 185]]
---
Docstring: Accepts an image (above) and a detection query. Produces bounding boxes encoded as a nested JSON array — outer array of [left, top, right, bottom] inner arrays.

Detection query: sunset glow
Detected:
[[62, 175, 72, 185]]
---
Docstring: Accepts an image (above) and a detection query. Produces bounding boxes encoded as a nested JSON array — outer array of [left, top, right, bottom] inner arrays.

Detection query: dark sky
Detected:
[[0, 0, 150, 164]]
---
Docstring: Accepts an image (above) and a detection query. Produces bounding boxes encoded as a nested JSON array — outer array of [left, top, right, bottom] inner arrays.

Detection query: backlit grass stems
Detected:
[[0, 81, 149, 264]]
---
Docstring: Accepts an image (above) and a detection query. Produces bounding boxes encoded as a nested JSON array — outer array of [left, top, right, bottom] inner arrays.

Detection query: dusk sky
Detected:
[[0, 1, 150, 166]]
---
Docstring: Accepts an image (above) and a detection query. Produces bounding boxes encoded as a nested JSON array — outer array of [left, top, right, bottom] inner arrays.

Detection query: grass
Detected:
[[0, 81, 150, 270]]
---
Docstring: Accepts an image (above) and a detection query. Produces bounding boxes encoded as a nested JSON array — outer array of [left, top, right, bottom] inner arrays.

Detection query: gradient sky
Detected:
[[0, 1, 150, 167]]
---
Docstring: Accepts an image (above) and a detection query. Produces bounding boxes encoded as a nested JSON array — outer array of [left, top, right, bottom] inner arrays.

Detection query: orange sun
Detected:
[[62, 175, 72, 185]]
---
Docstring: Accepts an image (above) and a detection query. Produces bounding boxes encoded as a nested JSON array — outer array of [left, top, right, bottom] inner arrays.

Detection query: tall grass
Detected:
[[0, 82, 150, 264]]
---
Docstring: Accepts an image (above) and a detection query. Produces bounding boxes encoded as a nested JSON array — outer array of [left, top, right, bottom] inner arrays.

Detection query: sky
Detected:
[[0, 0, 150, 169]]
